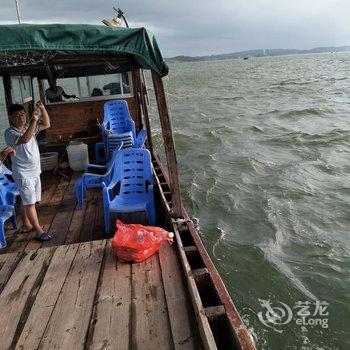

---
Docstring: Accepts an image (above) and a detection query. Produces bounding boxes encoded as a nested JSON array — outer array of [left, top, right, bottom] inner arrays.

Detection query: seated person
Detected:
[[91, 88, 103, 96], [45, 79, 77, 103], [103, 82, 121, 95]]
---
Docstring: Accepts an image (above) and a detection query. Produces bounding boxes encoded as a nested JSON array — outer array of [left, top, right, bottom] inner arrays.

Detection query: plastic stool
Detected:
[[95, 142, 106, 164]]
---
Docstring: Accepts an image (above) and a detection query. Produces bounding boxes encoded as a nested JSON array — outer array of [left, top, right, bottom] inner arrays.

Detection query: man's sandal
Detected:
[[35, 232, 52, 242]]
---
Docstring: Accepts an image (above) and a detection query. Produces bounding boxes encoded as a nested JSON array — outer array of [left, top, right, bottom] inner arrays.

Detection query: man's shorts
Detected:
[[15, 176, 42, 205]]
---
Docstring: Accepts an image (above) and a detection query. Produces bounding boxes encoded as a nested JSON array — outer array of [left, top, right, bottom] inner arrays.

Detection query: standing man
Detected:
[[4, 101, 51, 241]]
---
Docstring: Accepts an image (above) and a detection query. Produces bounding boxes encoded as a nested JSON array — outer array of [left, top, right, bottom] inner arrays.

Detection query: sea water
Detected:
[[1, 53, 349, 349]]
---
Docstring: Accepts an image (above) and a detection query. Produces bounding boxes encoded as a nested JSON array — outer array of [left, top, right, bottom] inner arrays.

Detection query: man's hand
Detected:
[[0, 146, 16, 159], [32, 112, 40, 122], [4, 146, 16, 156], [36, 100, 46, 111], [37, 99, 51, 130]]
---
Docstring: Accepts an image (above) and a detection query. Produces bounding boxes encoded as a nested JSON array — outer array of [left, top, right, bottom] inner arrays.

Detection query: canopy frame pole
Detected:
[[132, 68, 143, 132], [3, 75, 13, 114], [14, 0, 22, 24], [151, 71, 182, 218], [37, 78, 45, 101], [135, 68, 153, 155]]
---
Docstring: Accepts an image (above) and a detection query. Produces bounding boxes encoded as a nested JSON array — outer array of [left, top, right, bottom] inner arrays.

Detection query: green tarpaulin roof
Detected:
[[0, 24, 168, 76]]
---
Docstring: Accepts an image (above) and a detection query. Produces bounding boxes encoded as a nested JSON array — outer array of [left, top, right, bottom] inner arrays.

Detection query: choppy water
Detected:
[[1, 53, 350, 349], [153, 54, 350, 350]]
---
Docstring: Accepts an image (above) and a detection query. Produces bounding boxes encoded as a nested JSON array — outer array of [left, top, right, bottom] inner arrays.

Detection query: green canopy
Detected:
[[0, 24, 168, 76]]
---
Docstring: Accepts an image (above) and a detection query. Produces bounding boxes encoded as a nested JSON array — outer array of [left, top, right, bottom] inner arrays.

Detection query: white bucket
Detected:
[[40, 152, 58, 171], [66, 141, 89, 171]]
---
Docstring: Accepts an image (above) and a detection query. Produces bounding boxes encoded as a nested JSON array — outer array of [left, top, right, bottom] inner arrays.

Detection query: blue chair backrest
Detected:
[[111, 148, 153, 198], [0, 174, 12, 188], [104, 100, 136, 138], [0, 162, 12, 176], [0, 185, 7, 205]]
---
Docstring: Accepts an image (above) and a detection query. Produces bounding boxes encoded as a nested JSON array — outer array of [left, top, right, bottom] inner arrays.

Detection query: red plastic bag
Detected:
[[112, 220, 174, 263]]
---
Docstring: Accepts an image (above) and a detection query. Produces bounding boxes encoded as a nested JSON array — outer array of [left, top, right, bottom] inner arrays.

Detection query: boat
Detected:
[[0, 23, 256, 349]]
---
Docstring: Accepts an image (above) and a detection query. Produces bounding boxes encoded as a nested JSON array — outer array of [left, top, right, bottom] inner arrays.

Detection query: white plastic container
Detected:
[[40, 152, 58, 171], [66, 141, 89, 171]]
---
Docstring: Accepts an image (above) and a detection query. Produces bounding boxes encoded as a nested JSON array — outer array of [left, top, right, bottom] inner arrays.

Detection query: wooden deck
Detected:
[[0, 173, 202, 349], [1, 173, 105, 255]]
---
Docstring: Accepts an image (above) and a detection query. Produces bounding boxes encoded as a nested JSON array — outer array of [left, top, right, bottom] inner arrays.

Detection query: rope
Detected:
[[0, 51, 56, 67]]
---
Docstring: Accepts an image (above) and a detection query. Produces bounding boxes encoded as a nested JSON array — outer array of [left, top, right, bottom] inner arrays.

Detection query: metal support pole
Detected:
[[14, 0, 22, 24]]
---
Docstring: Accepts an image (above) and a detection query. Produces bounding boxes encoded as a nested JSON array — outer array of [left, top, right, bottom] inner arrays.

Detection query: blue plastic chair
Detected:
[[0, 161, 12, 176], [0, 205, 15, 248], [0, 174, 19, 204], [101, 100, 136, 159], [0, 180, 19, 229], [0, 172, 19, 229], [102, 148, 156, 233], [134, 129, 147, 149], [75, 143, 123, 209]]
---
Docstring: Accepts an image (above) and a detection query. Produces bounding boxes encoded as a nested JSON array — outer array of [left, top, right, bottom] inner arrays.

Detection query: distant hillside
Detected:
[[167, 46, 350, 63]]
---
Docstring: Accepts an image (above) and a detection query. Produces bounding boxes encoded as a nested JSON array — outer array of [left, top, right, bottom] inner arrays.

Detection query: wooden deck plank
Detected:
[[131, 253, 174, 350], [1, 175, 59, 255], [15, 244, 79, 350], [25, 177, 71, 251], [87, 241, 131, 350], [92, 190, 105, 241], [39, 173, 60, 206], [65, 204, 86, 244], [79, 194, 98, 243], [39, 240, 106, 349], [42, 174, 79, 248], [0, 248, 55, 349], [0, 251, 24, 294], [159, 243, 200, 350]]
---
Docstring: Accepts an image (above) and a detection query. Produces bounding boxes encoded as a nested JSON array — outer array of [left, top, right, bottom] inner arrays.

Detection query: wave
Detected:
[[261, 129, 350, 147], [261, 197, 318, 300], [212, 96, 246, 102], [272, 79, 312, 86], [278, 107, 334, 118], [249, 125, 264, 132]]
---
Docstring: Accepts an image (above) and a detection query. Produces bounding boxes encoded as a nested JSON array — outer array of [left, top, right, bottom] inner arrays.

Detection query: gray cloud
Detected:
[[1, 0, 350, 56]]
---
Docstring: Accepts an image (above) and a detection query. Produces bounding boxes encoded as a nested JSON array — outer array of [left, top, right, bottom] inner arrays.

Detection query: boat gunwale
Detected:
[[153, 153, 256, 350]]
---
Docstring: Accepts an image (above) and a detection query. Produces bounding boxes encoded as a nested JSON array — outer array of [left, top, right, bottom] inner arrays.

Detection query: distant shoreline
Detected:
[[166, 46, 350, 63]]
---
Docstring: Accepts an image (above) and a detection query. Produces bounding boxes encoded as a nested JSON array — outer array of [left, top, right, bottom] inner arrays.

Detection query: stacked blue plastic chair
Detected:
[[0, 163, 19, 229], [0, 184, 17, 229], [102, 148, 156, 233], [134, 129, 147, 149], [101, 100, 136, 160], [75, 144, 123, 209], [0, 205, 15, 248]]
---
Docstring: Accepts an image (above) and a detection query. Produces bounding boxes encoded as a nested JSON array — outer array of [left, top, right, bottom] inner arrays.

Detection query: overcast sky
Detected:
[[1, 0, 350, 57]]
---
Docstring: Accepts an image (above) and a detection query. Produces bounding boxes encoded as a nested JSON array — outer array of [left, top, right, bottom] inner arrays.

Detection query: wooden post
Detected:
[[151, 71, 182, 218], [135, 69, 154, 155]]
